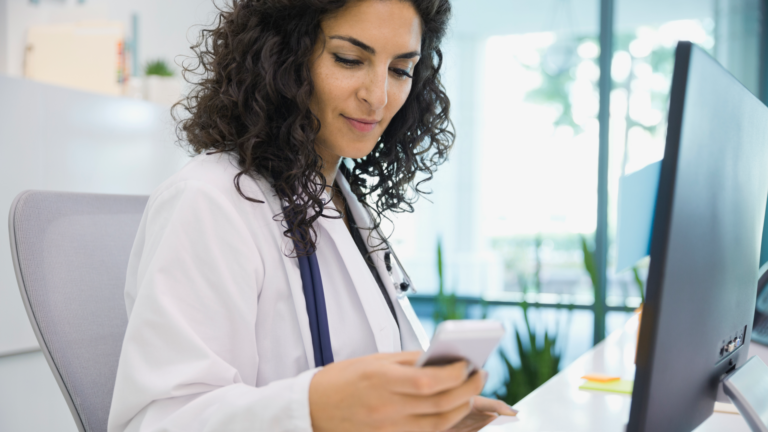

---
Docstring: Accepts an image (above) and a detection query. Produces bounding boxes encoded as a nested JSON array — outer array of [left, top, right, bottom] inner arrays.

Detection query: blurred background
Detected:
[[0, 0, 765, 430]]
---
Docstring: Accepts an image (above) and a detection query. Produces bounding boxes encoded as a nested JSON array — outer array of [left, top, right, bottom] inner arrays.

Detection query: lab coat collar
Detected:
[[317, 175, 400, 353], [250, 175, 317, 369], [253, 173, 399, 366], [335, 172, 429, 352]]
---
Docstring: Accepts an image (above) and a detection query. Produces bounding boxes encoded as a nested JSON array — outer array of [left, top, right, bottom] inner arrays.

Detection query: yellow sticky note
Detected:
[[579, 379, 634, 394], [581, 373, 621, 383]]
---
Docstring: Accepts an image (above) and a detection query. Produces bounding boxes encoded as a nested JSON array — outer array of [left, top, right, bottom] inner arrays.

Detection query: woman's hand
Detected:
[[309, 351, 486, 432], [443, 396, 518, 432]]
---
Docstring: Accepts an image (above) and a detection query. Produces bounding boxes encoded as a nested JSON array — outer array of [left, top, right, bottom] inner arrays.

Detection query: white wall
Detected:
[[0, 74, 189, 431], [0, 0, 218, 77], [0, 0, 223, 354], [0, 0, 7, 73], [0, 75, 191, 431], [0, 351, 78, 432], [0, 76, 189, 354], [0, 5, 211, 429]]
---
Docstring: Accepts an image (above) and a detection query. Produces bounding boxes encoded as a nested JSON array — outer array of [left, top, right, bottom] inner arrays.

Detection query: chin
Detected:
[[341, 139, 380, 160]]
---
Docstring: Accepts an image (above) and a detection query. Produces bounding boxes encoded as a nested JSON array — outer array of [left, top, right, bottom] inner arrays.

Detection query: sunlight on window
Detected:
[[386, 17, 715, 301], [481, 33, 599, 237], [607, 19, 714, 306]]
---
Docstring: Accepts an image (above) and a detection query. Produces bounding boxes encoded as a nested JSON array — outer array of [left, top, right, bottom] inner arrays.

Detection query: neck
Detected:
[[322, 158, 341, 191], [316, 146, 342, 193], [316, 146, 349, 229]]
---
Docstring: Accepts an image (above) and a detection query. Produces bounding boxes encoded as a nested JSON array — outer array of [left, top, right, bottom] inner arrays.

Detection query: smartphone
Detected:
[[415, 319, 505, 372]]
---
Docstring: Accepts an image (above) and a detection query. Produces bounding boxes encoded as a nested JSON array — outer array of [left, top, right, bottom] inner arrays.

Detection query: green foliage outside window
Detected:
[[581, 234, 645, 309], [580, 235, 603, 325], [433, 238, 467, 324], [492, 235, 569, 405], [431, 237, 567, 405], [434, 29, 676, 406]]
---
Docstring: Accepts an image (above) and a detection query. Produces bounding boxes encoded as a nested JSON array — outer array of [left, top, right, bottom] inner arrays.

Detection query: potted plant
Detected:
[[144, 59, 181, 107], [491, 236, 569, 405]]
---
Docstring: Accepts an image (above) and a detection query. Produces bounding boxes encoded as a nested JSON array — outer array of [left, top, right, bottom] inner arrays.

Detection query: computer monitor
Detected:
[[628, 41, 768, 432]]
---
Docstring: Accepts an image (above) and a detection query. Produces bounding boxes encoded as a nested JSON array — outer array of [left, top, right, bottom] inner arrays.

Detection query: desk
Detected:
[[486, 314, 768, 431]]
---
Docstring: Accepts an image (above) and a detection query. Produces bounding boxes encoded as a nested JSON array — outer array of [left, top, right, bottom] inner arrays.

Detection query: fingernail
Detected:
[[500, 404, 518, 416]]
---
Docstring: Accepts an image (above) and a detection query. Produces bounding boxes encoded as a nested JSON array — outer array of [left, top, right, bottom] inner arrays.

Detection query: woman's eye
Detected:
[[333, 54, 362, 67], [390, 68, 413, 79]]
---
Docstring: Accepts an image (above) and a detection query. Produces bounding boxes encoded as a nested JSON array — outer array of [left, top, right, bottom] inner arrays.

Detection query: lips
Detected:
[[343, 115, 379, 133]]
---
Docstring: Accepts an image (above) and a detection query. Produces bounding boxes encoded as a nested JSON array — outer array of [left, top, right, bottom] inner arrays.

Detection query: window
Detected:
[[608, 0, 762, 309], [386, 0, 766, 398]]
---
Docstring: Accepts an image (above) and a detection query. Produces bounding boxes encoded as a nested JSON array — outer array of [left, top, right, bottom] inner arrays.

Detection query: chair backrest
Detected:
[[8, 191, 148, 432]]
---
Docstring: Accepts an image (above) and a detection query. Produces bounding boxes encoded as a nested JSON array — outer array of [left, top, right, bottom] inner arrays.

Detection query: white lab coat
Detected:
[[108, 153, 427, 432]]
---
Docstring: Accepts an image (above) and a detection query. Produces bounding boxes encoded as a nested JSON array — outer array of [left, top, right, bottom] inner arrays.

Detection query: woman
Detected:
[[108, 0, 516, 431]]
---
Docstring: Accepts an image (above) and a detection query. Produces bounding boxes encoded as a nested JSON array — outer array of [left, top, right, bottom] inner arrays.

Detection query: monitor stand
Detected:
[[723, 356, 768, 432]]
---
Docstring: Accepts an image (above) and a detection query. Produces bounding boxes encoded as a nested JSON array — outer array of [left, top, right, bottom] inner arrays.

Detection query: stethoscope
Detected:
[[381, 246, 431, 350], [293, 214, 430, 368], [384, 249, 411, 293]]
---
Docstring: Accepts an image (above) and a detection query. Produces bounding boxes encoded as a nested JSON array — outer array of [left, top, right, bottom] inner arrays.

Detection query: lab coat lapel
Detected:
[[251, 175, 317, 369], [335, 172, 429, 352], [318, 180, 398, 354]]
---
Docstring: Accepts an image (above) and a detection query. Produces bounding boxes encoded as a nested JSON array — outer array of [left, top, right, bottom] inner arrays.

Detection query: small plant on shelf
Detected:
[[145, 59, 174, 77]]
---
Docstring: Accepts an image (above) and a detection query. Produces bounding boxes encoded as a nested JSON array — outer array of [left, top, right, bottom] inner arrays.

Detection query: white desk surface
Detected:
[[484, 314, 768, 432]]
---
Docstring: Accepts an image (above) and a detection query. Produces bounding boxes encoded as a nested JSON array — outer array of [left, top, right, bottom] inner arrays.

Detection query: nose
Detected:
[[358, 67, 388, 111]]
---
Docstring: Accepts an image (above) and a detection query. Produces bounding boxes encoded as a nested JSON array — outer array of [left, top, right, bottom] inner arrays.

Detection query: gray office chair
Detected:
[[8, 191, 148, 432]]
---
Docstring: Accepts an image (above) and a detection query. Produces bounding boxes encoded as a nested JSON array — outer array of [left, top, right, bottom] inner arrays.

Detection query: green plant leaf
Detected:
[[145, 59, 174, 77], [580, 235, 599, 291], [632, 266, 645, 304], [433, 237, 467, 324], [492, 307, 570, 406]]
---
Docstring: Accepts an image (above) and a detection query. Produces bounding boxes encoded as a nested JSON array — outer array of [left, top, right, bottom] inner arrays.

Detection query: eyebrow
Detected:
[[328, 35, 421, 59]]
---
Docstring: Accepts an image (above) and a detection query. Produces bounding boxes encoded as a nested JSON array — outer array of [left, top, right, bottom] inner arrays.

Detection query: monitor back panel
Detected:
[[628, 42, 768, 432]]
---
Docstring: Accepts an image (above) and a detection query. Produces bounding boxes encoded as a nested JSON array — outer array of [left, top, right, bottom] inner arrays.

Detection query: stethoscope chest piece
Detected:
[[382, 248, 430, 350], [384, 250, 413, 294]]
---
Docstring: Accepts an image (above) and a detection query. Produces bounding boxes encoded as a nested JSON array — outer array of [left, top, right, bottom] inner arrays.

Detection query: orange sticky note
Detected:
[[581, 373, 620, 383]]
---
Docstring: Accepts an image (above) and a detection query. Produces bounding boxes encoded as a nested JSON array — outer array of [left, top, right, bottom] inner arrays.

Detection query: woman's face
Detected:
[[309, 0, 422, 164]]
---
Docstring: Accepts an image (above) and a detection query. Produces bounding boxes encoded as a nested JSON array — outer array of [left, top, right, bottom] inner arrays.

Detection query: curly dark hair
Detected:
[[174, 0, 454, 255]]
